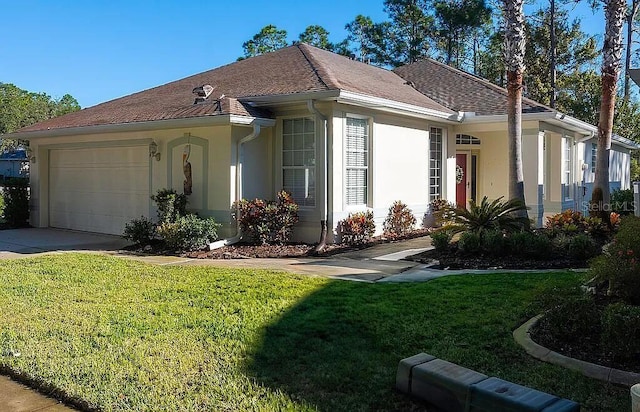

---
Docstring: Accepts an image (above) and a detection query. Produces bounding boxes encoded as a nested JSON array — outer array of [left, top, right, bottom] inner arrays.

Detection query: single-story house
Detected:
[[5, 44, 638, 242]]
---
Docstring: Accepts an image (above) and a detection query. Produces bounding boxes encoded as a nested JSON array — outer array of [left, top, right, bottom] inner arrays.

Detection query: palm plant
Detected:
[[448, 196, 529, 234]]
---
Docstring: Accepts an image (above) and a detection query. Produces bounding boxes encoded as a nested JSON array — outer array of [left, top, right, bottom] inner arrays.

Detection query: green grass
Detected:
[[0, 254, 629, 411]]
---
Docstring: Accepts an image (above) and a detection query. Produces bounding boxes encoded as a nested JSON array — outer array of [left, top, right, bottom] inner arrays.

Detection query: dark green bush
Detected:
[[537, 297, 602, 345], [151, 189, 188, 224], [507, 231, 552, 258], [590, 216, 640, 304], [601, 303, 640, 361], [383, 201, 416, 237], [339, 210, 375, 245], [1, 179, 29, 228], [611, 189, 634, 215], [481, 229, 505, 256], [566, 234, 598, 260], [158, 214, 220, 252], [430, 230, 452, 251], [458, 231, 481, 254], [123, 216, 156, 246], [235, 191, 299, 244]]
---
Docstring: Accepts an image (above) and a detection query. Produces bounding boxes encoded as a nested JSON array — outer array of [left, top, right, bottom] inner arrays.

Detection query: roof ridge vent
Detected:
[[193, 84, 215, 104]]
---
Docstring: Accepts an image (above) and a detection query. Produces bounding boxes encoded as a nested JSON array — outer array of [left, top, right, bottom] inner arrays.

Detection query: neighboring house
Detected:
[[0, 149, 28, 181], [6, 44, 639, 241]]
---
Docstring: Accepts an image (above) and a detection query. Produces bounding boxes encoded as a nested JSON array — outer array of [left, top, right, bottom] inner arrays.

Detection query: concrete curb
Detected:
[[514, 315, 640, 387]]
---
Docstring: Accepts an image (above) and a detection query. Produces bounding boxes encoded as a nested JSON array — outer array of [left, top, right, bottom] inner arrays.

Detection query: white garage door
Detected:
[[49, 145, 150, 235]]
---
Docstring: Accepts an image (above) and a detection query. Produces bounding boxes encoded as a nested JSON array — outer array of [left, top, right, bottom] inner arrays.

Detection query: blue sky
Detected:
[[0, 0, 603, 108]]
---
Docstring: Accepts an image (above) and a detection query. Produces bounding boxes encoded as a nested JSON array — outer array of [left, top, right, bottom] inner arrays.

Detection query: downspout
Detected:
[[307, 100, 329, 252], [209, 123, 261, 250]]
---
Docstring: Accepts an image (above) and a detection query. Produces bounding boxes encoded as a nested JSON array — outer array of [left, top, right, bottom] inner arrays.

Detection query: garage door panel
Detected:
[[49, 146, 149, 235]]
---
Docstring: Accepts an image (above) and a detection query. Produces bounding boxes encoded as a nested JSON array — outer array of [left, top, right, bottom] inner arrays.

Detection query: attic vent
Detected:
[[193, 84, 215, 104]]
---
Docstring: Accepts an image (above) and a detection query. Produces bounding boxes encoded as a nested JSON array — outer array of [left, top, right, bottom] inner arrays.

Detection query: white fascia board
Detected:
[[612, 134, 640, 149], [337, 91, 459, 123], [461, 110, 599, 136], [5, 115, 274, 140]]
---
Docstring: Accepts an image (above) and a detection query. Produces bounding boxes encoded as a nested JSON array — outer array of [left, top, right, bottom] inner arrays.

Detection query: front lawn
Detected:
[[0, 254, 629, 411]]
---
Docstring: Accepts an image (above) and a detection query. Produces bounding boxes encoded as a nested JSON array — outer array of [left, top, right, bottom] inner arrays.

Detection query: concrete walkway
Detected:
[[0, 376, 74, 411]]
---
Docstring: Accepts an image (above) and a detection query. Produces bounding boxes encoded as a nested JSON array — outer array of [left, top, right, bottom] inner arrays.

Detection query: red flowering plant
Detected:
[[545, 209, 610, 237], [233, 191, 299, 244], [589, 216, 640, 305], [339, 211, 375, 245]]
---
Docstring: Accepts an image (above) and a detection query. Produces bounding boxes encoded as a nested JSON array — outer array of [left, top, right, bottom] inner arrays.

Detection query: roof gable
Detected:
[[393, 59, 552, 116]]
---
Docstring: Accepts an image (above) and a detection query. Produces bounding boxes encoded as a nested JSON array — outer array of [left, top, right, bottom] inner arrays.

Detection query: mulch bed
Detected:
[[129, 229, 433, 259], [407, 248, 590, 270], [531, 298, 640, 373]]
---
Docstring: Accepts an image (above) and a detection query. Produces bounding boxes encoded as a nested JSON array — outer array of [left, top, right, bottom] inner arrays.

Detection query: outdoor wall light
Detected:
[[149, 141, 161, 161]]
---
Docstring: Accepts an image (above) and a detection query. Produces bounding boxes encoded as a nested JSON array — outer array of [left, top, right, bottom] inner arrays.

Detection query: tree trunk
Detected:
[[549, 0, 557, 108], [623, 0, 640, 103], [593, 0, 626, 223], [503, 0, 529, 219], [507, 70, 526, 204]]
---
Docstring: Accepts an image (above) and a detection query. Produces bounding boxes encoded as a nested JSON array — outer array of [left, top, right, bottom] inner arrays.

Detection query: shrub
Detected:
[[0, 194, 4, 219], [481, 229, 505, 256], [566, 234, 598, 260], [123, 216, 156, 246], [158, 214, 220, 252], [339, 210, 375, 245], [590, 216, 640, 304], [458, 231, 481, 254], [1, 179, 29, 228], [383, 201, 416, 237], [611, 189, 634, 215], [428, 198, 455, 227], [601, 303, 640, 361], [545, 209, 606, 237], [430, 229, 452, 251], [235, 191, 299, 244], [537, 297, 601, 345], [151, 189, 188, 224], [450, 196, 529, 234]]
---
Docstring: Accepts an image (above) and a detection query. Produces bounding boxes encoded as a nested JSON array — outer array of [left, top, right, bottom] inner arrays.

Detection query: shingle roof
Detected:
[[14, 44, 453, 135], [393, 58, 553, 115]]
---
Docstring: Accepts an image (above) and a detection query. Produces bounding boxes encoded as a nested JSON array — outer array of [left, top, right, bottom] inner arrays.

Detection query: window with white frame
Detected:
[[282, 118, 315, 207], [591, 143, 597, 174], [562, 137, 572, 199], [345, 117, 369, 205], [430, 127, 443, 201], [455, 134, 480, 145]]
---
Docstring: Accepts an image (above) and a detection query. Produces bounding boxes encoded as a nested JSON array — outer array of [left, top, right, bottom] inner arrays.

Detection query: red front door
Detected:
[[456, 154, 467, 208]]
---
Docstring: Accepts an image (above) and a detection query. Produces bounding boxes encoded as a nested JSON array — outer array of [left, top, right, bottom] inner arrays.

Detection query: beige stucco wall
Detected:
[[28, 124, 247, 237]]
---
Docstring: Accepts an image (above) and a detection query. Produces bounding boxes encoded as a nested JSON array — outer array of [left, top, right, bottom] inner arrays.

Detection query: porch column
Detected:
[[522, 130, 543, 226]]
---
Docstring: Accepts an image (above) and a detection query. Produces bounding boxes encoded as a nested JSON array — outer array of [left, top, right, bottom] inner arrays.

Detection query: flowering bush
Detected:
[[428, 198, 456, 227], [383, 201, 416, 237], [545, 209, 608, 236], [339, 211, 375, 245], [589, 216, 640, 305], [234, 191, 299, 244]]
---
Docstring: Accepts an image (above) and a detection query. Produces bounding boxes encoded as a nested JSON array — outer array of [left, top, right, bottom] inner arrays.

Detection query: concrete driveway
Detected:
[[0, 228, 130, 259]]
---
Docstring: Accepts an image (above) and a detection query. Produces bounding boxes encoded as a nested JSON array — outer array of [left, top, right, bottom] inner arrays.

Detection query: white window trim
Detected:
[[277, 115, 317, 210], [562, 136, 573, 200], [343, 113, 372, 210], [429, 127, 444, 202]]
